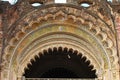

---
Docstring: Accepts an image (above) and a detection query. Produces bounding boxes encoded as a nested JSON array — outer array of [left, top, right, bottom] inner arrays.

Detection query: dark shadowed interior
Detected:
[[23, 47, 97, 78]]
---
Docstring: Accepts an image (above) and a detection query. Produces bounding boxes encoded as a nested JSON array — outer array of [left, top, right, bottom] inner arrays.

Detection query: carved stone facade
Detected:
[[0, 0, 120, 80]]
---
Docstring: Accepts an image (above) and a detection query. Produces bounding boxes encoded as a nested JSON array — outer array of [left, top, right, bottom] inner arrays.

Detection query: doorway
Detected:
[[23, 47, 97, 78]]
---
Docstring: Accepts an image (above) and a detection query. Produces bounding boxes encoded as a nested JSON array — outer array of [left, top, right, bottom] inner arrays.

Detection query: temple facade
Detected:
[[0, 0, 120, 80]]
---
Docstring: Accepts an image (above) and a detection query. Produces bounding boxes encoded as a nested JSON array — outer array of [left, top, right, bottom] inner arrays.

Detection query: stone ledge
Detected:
[[25, 78, 97, 80]]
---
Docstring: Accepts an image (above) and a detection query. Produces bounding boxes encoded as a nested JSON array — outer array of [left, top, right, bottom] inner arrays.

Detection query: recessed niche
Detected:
[[107, 0, 112, 2], [80, 2, 91, 8], [31, 2, 43, 7], [1, 0, 18, 5], [55, 0, 67, 3]]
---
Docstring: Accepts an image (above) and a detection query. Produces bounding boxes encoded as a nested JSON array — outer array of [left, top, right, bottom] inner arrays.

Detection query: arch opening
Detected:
[[41, 67, 78, 78], [23, 47, 97, 78]]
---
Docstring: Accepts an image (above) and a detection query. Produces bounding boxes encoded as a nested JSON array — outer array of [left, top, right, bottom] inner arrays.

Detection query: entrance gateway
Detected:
[[1, 0, 119, 80], [23, 47, 97, 79], [19, 23, 99, 79]]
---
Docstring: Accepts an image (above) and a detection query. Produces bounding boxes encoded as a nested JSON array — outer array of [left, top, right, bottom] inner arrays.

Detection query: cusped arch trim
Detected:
[[18, 34, 101, 74], [4, 24, 114, 80], [2, 5, 119, 80], [23, 47, 98, 78]]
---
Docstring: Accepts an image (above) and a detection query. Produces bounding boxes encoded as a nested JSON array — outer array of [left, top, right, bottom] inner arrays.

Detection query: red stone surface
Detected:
[[116, 16, 120, 38]]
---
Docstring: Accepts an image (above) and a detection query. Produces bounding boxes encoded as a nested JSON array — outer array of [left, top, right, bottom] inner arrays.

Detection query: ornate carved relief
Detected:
[[0, 0, 119, 80]]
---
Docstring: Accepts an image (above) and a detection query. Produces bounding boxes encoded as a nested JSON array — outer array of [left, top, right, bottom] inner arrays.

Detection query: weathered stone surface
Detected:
[[0, 0, 120, 80]]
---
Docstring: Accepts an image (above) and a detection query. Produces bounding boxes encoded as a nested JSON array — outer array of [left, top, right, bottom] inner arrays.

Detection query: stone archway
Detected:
[[23, 47, 97, 78], [1, 2, 119, 80], [15, 24, 101, 79]]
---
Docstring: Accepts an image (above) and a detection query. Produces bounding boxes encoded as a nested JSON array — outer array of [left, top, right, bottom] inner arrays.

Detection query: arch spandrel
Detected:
[[1, 3, 119, 80]]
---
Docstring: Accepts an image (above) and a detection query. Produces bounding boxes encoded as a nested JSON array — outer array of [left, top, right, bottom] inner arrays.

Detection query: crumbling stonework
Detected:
[[0, 0, 120, 80]]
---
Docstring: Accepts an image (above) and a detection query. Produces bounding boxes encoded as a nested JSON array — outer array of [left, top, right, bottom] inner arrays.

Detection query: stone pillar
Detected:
[[1, 69, 9, 80], [17, 76, 22, 80], [103, 69, 113, 80], [17, 66, 24, 80], [112, 69, 120, 80], [22, 76, 25, 80], [97, 68, 103, 80], [17, 76, 25, 80]]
